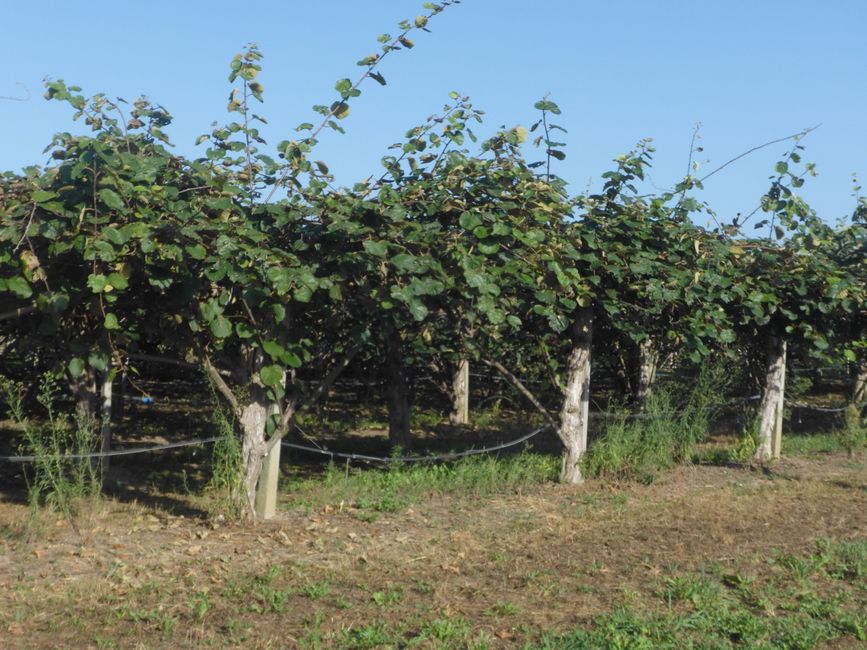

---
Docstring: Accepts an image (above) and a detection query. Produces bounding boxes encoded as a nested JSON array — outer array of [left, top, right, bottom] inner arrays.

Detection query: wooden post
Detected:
[[449, 359, 470, 425], [772, 340, 787, 459], [255, 441, 281, 520], [252, 369, 285, 521]]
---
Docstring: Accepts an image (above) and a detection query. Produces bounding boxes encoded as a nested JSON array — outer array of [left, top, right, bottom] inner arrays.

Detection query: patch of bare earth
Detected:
[[1, 454, 865, 648]]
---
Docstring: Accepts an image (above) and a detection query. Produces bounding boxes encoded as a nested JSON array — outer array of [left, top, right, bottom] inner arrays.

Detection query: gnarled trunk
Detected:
[[754, 336, 787, 463], [240, 384, 270, 520], [634, 339, 659, 411], [386, 325, 411, 450], [449, 359, 470, 425], [559, 307, 593, 484]]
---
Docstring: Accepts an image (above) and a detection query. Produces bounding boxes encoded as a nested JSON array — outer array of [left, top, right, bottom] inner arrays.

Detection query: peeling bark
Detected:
[[449, 359, 470, 425], [240, 389, 269, 520], [754, 336, 787, 463], [559, 307, 593, 484], [635, 339, 659, 411]]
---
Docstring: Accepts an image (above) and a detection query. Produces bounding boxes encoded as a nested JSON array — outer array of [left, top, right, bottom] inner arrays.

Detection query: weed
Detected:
[[371, 586, 403, 607], [302, 580, 332, 600], [189, 590, 211, 621], [486, 601, 520, 617], [287, 451, 557, 516], [206, 384, 245, 520], [338, 620, 397, 648], [840, 404, 866, 457], [0, 374, 102, 525], [583, 364, 728, 482]]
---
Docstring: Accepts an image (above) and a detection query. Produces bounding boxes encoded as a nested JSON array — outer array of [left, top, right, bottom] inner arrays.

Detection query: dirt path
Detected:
[[1, 454, 865, 648]]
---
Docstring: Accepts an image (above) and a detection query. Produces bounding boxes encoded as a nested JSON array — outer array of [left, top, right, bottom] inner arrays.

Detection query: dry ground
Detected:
[[1, 453, 866, 648]]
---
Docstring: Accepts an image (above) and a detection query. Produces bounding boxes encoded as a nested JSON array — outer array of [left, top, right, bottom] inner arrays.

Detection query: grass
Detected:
[[533, 539, 867, 649], [284, 450, 558, 517], [2, 451, 865, 649]]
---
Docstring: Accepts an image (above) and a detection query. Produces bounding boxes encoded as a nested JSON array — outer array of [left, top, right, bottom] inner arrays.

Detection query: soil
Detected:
[[1, 453, 865, 648]]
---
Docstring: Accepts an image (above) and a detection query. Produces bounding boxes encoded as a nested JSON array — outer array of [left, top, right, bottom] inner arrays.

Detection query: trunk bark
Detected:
[[449, 359, 470, 425], [99, 372, 113, 473], [754, 336, 787, 463], [558, 307, 593, 484], [240, 382, 270, 521], [634, 339, 659, 411], [68, 369, 97, 422], [385, 325, 412, 450], [854, 359, 867, 406]]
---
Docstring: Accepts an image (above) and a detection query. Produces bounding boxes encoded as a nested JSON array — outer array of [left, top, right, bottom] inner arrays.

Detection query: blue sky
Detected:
[[3, 1, 865, 228]]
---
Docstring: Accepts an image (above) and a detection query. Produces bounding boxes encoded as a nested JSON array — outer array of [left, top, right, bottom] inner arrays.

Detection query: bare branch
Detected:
[[203, 355, 242, 420], [264, 342, 363, 456], [297, 343, 363, 412], [0, 82, 30, 102], [481, 358, 558, 430], [699, 125, 820, 185]]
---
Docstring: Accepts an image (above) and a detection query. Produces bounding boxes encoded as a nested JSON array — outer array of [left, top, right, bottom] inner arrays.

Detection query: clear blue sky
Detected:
[[3, 1, 865, 228]]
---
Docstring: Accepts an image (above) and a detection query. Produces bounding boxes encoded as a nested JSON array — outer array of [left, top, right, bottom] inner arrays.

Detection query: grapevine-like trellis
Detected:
[[1, 2, 865, 520]]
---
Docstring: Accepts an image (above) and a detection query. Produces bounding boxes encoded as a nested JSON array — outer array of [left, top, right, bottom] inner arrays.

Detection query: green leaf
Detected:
[[88, 352, 108, 373], [260, 364, 284, 387], [104, 313, 120, 330], [102, 227, 128, 246], [262, 340, 285, 360], [408, 299, 428, 321], [87, 274, 108, 293], [284, 352, 302, 369], [459, 212, 482, 230], [185, 244, 207, 260], [363, 240, 388, 257], [391, 253, 422, 273], [68, 357, 86, 378], [31, 190, 58, 203], [106, 272, 129, 291], [6, 276, 32, 298], [99, 188, 124, 210], [235, 322, 256, 339], [210, 316, 233, 339]]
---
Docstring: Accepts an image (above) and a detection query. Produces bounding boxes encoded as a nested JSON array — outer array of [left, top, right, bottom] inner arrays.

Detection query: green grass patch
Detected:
[[284, 451, 558, 515], [534, 539, 867, 649]]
